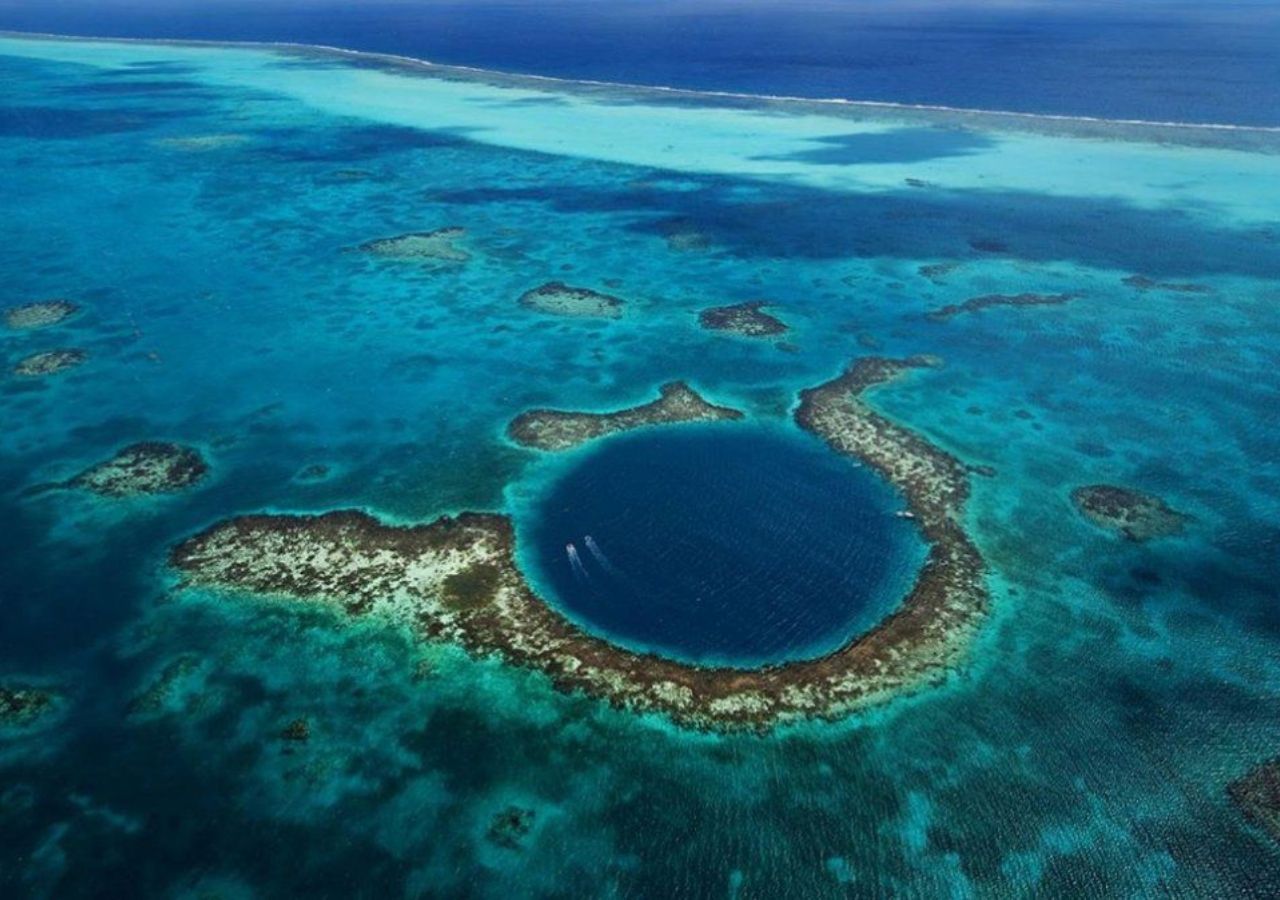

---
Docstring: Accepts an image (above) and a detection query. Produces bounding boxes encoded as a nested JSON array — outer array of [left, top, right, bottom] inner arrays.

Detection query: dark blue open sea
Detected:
[[518, 425, 924, 668], [1, 2, 1279, 898]]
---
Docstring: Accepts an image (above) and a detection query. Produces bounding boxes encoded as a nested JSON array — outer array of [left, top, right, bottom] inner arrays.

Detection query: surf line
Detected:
[[6, 30, 1280, 134]]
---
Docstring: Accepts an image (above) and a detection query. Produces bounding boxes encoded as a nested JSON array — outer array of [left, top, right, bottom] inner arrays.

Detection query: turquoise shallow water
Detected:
[[2, 33, 1280, 898]]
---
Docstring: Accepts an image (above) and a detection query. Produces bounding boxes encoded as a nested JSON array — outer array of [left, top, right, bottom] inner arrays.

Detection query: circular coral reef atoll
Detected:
[[71, 442, 209, 498], [4, 300, 80, 330], [518, 282, 625, 319], [13, 348, 87, 377], [170, 357, 990, 730], [1071, 484, 1189, 542]]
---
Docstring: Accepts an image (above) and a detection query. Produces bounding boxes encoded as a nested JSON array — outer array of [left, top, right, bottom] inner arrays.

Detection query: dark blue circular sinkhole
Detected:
[[517, 424, 924, 669]]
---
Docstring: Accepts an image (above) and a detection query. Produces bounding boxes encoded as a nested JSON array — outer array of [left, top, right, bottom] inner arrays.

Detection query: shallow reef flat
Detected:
[[507, 382, 743, 451], [171, 357, 987, 729], [518, 282, 625, 318], [4, 300, 79, 330], [925, 292, 1077, 322], [1071, 484, 1189, 542], [12, 348, 87, 377], [698, 301, 789, 337], [70, 442, 209, 498], [356, 227, 470, 263]]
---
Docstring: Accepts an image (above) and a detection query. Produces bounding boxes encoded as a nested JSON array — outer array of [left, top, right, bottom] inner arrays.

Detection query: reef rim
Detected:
[[170, 357, 989, 730]]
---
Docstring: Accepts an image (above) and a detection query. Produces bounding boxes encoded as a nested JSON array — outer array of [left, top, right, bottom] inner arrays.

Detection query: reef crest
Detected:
[[507, 381, 743, 451]]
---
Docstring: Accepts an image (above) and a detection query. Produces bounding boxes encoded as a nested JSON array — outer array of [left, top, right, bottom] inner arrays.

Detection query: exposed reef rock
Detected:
[[1122, 275, 1210, 294], [698, 301, 788, 337], [72, 442, 208, 498], [170, 357, 989, 730], [4, 300, 79, 330], [357, 227, 469, 263], [1229, 758, 1280, 846], [507, 382, 743, 451], [13, 348, 87, 377], [926, 293, 1076, 321], [1071, 484, 1189, 542], [0, 684, 58, 727], [518, 282, 624, 318]]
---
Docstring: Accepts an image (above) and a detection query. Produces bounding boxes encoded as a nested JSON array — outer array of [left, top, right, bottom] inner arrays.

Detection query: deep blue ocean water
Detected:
[[2, 0, 1279, 125], [519, 425, 923, 667], [0, 9, 1278, 900]]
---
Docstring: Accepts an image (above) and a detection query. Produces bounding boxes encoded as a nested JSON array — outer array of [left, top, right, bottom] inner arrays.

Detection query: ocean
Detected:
[[1, 7, 1279, 898], [1, 0, 1279, 126]]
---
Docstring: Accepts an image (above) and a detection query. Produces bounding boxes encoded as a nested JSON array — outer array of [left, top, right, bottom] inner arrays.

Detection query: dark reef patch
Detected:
[[0, 684, 58, 727], [128, 654, 201, 716], [294, 463, 332, 483], [58, 79, 212, 97], [698, 301, 788, 337], [919, 261, 963, 283], [487, 806, 536, 849], [926, 293, 1076, 321], [0, 104, 189, 139], [1229, 758, 1280, 846], [170, 358, 989, 729], [433, 179, 1280, 279], [754, 127, 994, 166], [518, 282, 624, 318], [1071, 484, 1190, 542], [1122, 275, 1211, 294], [280, 717, 311, 742], [507, 381, 743, 451]]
